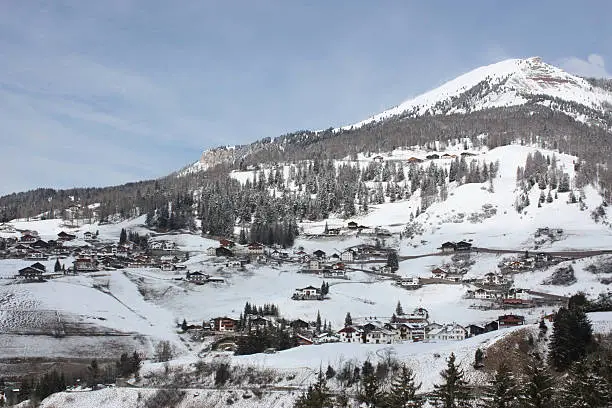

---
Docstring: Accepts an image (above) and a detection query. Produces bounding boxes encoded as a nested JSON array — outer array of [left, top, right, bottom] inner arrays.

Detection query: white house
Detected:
[[426, 324, 467, 341], [315, 332, 340, 344], [340, 250, 355, 262], [473, 288, 502, 300], [365, 329, 395, 344], [292, 286, 322, 300], [309, 259, 322, 271], [337, 326, 362, 343]]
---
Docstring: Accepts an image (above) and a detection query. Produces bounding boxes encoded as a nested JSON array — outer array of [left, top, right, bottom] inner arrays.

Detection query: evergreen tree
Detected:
[[119, 228, 127, 244], [387, 250, 399, 272], [474, 348, 484, 369], [519, 363, 554, 408], [54, 259, 61, 272], [386, 364, 424, 408], [549, 306, 593, 370], [560, 360, 610, 408], [433, 353, 471, 408], [344, 312, 353, 327], [294, 371, 334, 408], [481, 362, 518, 408], [396, 301, 404, 316], [87, 359, 100, 386], [181, 319, 188, 331], [358, 368, 384, 407], [316, 311, 322, 333]]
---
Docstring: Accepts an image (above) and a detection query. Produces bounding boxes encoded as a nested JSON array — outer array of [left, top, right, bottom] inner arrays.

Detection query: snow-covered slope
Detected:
[[341, 57, 612, 130]]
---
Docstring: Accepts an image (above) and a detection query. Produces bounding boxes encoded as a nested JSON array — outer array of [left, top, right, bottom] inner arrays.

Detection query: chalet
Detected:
[[73, 257, 98, 272], [467, 324, 485, 337], [17, 263, 46, 282], [312, 250, 326, 259], [441, 242, 456, 253], [483, 272, 506, 285], [206, 247, 217, 256], [431, 268, 447, 279], [290, 319, 310, 331], [328, 253, 341, 262], [296, 334, 314, 346], [323, 268, 346, 279], [83, 231, 95, 241], [30, 239, 49, 250], [149, 241, 164, 250], [460, 152, 477, 157], [365, 329, 395, 344], [484, 321, 499, 332], [506, 288, 530, 300], [308, 259, 322, 270], [372, 155, 384, 163], [498, 314, 525, 327], [162, 241, 176, 251], [374, 226, 391, 236], [380, 265, 393, 274], [327, 228, 341, 235], [160, 255, 180, 264], [249, 316, 271, 330], [215, 247, 234, 257], [426, 154, 440, 159], [57, 231, 76, 241], [347, 221, 359, 230], [340, 250, 355, 262], [444, 273, 463, 282], [473, 288, 501, 300], [10, 244, 30, 256], [455, 241, 472, 251], [21, 230, 38, 237], [248, 243, 264, 255], [441, 153, 454, 159], [20, 234, 38, 244], [338, 326, 362, 343], [315, 332, 340, 344], [219, 239, 235, 248], [26, 250, 47, 260], [426, 324, 467, 341], [407, 157, 423, 163], [206, 276, 224, 283], [292, 286, 322, 300], [160, 263, 175, 271], [398, 276, 421, 289], [212, 317, 237, 332]]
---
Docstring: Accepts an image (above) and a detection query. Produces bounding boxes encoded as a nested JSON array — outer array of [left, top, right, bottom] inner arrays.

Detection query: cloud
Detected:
[[559, 54, 611, 78]]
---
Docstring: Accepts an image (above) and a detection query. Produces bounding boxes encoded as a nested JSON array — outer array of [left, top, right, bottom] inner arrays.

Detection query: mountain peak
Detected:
[[340, 57, 612, 130]]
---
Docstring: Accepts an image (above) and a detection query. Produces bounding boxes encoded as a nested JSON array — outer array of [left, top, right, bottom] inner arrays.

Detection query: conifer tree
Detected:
[[344, 312, 352, 327], [119, 228, 127, 244], [54, 259, 61, 272], [433, 353, 471, 408], [387, 250, 399, 272], [294, 371, 334, 408], [481, 362, 518, 408], [316, 311, 322, 333], [396, 301, 404, 316], [358, 368, 384, 407], [386, 364, 424, 408], [519, 363, 554, 408], [549, 306, 593, 370], [560, 360, 610, 408]]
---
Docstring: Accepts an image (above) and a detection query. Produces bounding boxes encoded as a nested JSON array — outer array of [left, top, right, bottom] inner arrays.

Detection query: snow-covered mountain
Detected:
[[342, 57, 612, 129], [188, 57, 612, 173]]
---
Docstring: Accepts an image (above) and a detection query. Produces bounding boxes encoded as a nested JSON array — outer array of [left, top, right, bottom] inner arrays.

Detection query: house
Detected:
[[374, 227, 391, 236], [57, 231, 76, 241], [160, 262, 175, 271], [461, 152, 477, 157], [219, 239, 235, 248], [308, 259, 322, 271], [431, 268, 447, 279], [292, 286, 322, 300], [455, 241, 473, 251], [473, 288, 501, 300], [162, 241, 176, 251], [365, 329, 395, 344], [441, 242, 456, 253], [30, 239, 49, 250], [248, 243, 264, 255], [312, 250, 326, 259], [315, 332, 340, 344], [467, 324, 485, 337], [347, 221, 359, 230], [83, 231, 95, 241], [323, 268, 346, 279], [506, 288, 530, 300], [215, 247, 234, 257], [398, 276, 421, 290], [26, 250, 47, 260], [337, 326, 362, 343], [17, 262, 46, 282], [426, 154, 440, 159], [150, 241, 164, 250], [372, 155, 384, 163], [441, 153, 454, 159], [212, 317, 237, 332], [73, 257, 98, 272], [483, 272, 506, 285], [249, 316, 271, 330], [340, 250, 355, 262], [206, 247, 217, 256], [10, 244, 30, 256], [484, 321, 499, 332], [498, 314, 525, 327], [407, 157, 424, 163], [327, 228, 341, 235], [426, 324, 467, 341], [296, 334, 314, 346], [160, 255, 179, 263], [290, 319, 310, 331], [20, 234, 38, 244]]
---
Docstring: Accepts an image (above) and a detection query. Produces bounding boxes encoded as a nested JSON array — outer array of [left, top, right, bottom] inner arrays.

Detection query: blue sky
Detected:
[[1, 1, 611, 195]]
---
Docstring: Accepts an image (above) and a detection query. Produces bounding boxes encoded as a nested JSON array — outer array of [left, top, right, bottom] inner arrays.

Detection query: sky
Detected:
[[1, 1, 611, 195]]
